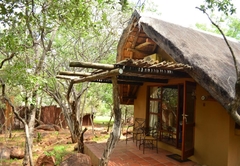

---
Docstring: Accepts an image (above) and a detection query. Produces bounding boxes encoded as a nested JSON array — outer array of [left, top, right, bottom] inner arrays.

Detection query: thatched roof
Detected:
[[117, 10, 240, 109]]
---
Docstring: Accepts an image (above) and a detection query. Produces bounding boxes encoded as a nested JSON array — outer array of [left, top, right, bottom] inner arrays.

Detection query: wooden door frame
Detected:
[[181, 81, 196, 160]]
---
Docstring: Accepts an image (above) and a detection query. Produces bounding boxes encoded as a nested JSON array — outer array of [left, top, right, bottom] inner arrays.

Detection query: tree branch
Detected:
[[25, 0, 35, 46], [0, 53, 15, 69]]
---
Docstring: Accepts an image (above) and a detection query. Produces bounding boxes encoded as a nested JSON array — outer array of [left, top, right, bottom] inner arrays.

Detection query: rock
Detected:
[[60, 153, 92, 166], [35, 124, 61, 131], [35, 124, 55, 131], [84, 134, 94, 141], [35, 154, 56, 166], [74, 144, 78, 151], [53, 125, 61, 131], [10, 146, 24, 159], [0, 146, 10, 159], [100, 131, 108, 135]]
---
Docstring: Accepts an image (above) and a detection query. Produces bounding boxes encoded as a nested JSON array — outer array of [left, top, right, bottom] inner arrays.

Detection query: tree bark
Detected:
[[99, 76, 121, 166], [23, 97, 37, 166], [107, 111, 113, 132], [78, 127, 87, 153]]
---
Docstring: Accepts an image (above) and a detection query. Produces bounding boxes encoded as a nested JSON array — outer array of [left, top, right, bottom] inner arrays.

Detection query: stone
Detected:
[[53, 125, 61, 131], [0, 146, 10, 159], [35, 124, 55, 131], [35, 154, 56, 166], [60, 153, 92, 166], [74, 144, 78, 151], [10, 146, 24, 159]]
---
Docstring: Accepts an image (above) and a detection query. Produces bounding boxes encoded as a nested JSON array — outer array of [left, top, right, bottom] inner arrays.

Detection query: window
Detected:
[[147, 85, 180, 146]]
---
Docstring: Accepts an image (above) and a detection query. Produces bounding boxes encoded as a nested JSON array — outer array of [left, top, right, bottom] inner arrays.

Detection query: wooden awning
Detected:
[[57, 58, 192, 105], [57, 58, 191, 82]]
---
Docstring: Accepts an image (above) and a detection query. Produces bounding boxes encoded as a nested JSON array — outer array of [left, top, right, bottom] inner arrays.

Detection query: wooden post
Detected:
[[99, 76, 121, 166]]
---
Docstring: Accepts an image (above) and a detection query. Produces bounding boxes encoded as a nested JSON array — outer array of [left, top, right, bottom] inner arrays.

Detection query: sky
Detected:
[[135, 0, 240, 28]]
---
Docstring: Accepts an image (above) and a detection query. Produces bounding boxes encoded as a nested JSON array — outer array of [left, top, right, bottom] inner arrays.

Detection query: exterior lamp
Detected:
[[201, 95, 207, 101]]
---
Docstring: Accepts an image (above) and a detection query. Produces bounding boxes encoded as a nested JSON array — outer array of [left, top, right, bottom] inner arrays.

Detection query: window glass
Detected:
[[149, 101, 161, 113], [148, 85, 178, 146], [150, 87, 161, 99]]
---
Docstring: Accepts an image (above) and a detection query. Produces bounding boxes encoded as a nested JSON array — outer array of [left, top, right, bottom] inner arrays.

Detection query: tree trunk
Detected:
[[124, 107, 127, 124], [107, 112, 113, 132], [23, 122, 34, 166], [23, 103, 37, 166], [99, 76, 121, 166], [71, 114, 79, 143], [78, 128, 87, 153], [90, 107, 95, 136], [2, 96, 35, 166]]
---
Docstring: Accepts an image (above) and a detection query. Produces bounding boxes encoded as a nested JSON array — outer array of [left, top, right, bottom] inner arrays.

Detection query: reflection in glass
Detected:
[[149, 101, 160, 113], [149, 114, 158, 128], [148, 86, 178, 146], [150, 87, 161, 99], [161, 87, 178, 131]]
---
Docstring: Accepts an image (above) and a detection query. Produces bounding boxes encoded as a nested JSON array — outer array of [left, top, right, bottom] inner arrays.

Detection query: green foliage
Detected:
[[94, 116, 113, 125], [0, 4, 134, 161], [225, 17, 240, 39], [196, 1, 240, 40], [44, 145, 67, 165], [86, 83, 113, 115], [92, 133, 110, 141], [36, 132, 42, 143], [196, 15, 240, 40], [200, 0, 236, 16]]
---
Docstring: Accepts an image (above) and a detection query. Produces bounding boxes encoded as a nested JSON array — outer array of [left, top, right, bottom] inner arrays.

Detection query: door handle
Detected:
[[182, 114, 188, 123]]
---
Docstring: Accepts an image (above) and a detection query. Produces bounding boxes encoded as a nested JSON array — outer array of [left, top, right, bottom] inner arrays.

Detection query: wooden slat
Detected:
[[58, 71, 91, 76]]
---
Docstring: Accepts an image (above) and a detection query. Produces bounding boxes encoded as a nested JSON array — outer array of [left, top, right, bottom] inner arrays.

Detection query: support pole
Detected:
[[99, 76, 121, 166]]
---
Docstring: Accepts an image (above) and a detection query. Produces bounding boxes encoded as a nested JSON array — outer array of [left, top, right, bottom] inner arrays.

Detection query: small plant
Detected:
[[54, 131, 59, 139], [37, 132, 42, 143], [44, 145, 67, 165]]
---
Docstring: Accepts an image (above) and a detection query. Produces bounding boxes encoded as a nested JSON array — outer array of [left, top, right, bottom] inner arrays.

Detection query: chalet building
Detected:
[[115, 11, 240, 166]]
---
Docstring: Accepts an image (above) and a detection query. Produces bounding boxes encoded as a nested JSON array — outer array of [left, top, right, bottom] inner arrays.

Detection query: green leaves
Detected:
[[200, 0, 236, 16], [225, 17, 240, 39]]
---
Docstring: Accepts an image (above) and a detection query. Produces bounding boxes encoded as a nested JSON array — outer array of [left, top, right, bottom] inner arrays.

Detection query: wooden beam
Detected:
[[70, 61, 115, 70], [127, 48, 148, 56], [56, 75, 78, 80], [73, 68, 123, 84], [58, 71, 91, 76], [92, 79, 143, 85], [135, 41, 153, 49], [122, 96, 137, 100]]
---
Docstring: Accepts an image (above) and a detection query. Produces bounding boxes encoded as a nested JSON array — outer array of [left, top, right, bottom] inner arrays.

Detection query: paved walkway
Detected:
[[85, 140, 200, 166]]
